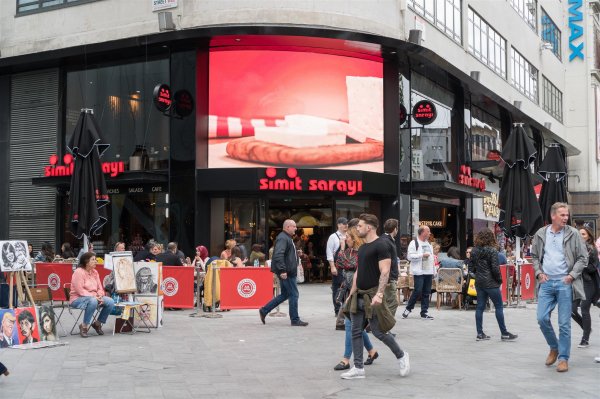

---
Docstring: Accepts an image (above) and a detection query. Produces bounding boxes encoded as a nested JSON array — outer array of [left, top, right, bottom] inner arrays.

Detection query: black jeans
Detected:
[[351, 297, 403, 368], [571, 279, 598, 341], [405, 274, 433, 316], [331, 272, 344, 314]]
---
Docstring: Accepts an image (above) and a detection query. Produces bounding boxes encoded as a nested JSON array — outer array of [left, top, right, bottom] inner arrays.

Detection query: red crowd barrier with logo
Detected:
[[520, 263, 536, 300], [35, 263, 74, 301], [219, 267, 273, 310], [499, 264, 509, 302], [161, 266, 195, 309]]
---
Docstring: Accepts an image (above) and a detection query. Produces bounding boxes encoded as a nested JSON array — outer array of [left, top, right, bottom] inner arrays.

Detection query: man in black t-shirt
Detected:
[[340, 214, 410, 380]]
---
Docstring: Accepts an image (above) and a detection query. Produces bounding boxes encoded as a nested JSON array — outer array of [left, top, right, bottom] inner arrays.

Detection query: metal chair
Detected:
[[64, 284, 99, 336], [435, 268, 464, 310]]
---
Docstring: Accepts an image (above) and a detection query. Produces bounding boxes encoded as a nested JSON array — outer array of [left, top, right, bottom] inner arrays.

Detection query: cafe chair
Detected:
[[30, 285, 68, 337], [64, 284, 99, 336], [435, 268, 463, 310]]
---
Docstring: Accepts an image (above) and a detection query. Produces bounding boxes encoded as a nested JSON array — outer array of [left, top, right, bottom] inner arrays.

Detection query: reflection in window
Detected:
[[511, 48, 538, 103], [408, 0, 462, 43], [470, 107, 502, 162], [335, 200, 381, 222], [66, 60, 170, 168], [542, 76, 563, 122], [541, 9, 561, 60], [509, 0, 537, 31], [467, 8, 507, 78]]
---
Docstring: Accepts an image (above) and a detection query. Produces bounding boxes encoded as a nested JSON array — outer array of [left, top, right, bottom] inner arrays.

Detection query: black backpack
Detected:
[[333, 233, 343, 262]]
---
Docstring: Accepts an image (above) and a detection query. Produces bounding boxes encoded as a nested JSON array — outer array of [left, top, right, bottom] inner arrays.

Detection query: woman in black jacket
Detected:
[[571, 226, 600, 348], [470, 229, 518, 341]]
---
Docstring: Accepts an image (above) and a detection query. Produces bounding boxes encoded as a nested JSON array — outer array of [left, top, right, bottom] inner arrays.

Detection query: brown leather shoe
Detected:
[[556, 360, 568, 372], [79, 323, 89, 338], [91, 321, 104, 336], [545, 349, 558, 366]]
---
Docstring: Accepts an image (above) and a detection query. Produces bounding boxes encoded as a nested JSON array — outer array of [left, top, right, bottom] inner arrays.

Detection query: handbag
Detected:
[[467, 277, 477, 296], [297, 262, 305, 283]]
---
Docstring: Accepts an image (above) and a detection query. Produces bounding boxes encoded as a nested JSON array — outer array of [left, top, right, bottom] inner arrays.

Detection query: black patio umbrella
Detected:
[[498, 125, 543, 240], [538, 144, 568, 225], [67, 110, 110, 242]]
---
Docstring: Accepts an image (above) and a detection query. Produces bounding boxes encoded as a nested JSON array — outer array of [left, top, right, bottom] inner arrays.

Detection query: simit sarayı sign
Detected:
[[44, 154, 124, 178], [258, 167, 363, 196], [458, 165, 486, 191], [568, 0, 584, 61]]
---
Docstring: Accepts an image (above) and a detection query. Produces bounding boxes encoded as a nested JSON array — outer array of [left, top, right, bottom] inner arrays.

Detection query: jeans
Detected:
[[537, 279, 573, 361], [71, 296, 115, 325], [331, 272, 344, 314], [405, 274, 433, 316], [475, 287, 507, 335], [572, 299, 592, 341], [261, 275, 299, 323], [344, 316, 372, 359], [351, 297, 403, 368]]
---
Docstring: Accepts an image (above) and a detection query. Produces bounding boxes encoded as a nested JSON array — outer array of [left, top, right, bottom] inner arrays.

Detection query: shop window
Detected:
[[467, 8, 507, 78], [511, 48, 538, 103], [408, 0, 462, 44], [541, 9, 561, 60], [470, 107, 502, 162], [335, 199, 381, 223], [16, 0, 99, 15], [66, 59, 170, 170], [541, 76, 563, 122], [509, 0, 537, 31]]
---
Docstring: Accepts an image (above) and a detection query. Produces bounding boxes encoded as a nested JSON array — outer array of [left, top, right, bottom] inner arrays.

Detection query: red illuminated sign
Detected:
[[399, 104, 408, 125], [412, 100, 437, 125], [153, 83, 172, 112], [258, 168, 363, 196], [458, 165, 486, 191], [174, 89, 194, 118], [43, 154, 124, 178]]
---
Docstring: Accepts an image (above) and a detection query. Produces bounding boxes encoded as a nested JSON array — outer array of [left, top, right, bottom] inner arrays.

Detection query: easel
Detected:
[[8, 269, 35, 309]]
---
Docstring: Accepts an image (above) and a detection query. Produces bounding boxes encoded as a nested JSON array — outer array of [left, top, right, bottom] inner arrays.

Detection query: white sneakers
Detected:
[[340, 366, 365, 379], [340, 352, 411, 379], [398, 352, 410, 376]]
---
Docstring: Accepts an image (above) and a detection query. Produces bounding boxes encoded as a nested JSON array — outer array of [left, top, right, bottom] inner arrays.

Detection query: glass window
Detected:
[[17, 0, 99, 15], [541, 8, 561, 60], [66, 59, 170, 167], [511, 48, 538, 103], [408, 0, 462, 44], [467, 8, 507, 78], [509, 0, 537, 31], [470, 107, 502, 161], [542, 76, 563, 122]]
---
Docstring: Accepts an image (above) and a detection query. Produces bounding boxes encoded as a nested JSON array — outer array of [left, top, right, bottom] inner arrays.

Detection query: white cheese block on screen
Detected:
[[284, 114, 367, 143], [346, 76, 384, 142], [254, 127, 346, 148]]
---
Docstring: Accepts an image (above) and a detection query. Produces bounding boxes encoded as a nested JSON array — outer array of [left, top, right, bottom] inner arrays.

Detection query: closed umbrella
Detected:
[[67, 109, 110, 247], [538, 144, 568, 225]]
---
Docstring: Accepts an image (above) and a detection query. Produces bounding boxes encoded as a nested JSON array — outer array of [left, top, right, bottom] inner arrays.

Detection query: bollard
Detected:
[[189, 268, 206, 318], [202, 263, 223, 319], [269, 275, 286, 318]]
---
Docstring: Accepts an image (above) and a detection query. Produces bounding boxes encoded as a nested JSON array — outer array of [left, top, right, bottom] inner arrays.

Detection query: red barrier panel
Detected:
[[219, 267, 273, 310], [520, 263, 536, 300], [161, 266, 195, 309], [499, 265, 508, 302], [35, 263, 73, 301]]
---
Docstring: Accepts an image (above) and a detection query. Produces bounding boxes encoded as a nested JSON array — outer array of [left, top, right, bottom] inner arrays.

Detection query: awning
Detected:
[[404, 180, 491, 199]]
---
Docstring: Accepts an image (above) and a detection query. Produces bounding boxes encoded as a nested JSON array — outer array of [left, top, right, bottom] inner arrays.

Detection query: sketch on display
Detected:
[[134, 262, 159, 294], [0, 240, 32, 272], [0, 309, 19, 348], [15, 307, 40, 344], [112, 253, 136, 293], [38, 306, 59, 342], [133, 295, 159, 328]]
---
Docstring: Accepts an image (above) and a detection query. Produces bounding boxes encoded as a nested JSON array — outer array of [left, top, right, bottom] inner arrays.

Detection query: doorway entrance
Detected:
[[419, 200, 459, 252]]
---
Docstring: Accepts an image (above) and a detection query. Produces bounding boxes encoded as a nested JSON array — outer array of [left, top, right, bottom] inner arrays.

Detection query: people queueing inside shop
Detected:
[[69, 252, 115, 338]]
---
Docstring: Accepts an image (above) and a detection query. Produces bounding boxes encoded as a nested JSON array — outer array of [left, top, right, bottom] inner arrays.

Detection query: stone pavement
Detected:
[[0, 284, 598, 399]]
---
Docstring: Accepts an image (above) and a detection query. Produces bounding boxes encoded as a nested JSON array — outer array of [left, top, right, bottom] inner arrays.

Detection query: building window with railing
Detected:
[[408, 0, 462, 44], [541, 9, 561, 60], [511, 48, 538, 102], [509, 0, 537, 31], [16, 0, 99, 15], [542, 76, 563, 122], [467, 8, 507, 78]]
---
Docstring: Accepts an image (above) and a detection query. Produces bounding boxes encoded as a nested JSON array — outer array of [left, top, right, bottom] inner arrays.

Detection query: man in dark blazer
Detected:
[[156, 242, 183, 266], [259, 220, 308, 326]]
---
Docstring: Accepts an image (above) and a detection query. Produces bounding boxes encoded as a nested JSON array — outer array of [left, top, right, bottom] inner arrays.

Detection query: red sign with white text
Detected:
[[161, 266, 195, 309], [258, 167, 363, 196], [458, 165, 486, 191], [219, 267, 274, 310], [43, 154, 124, 178]]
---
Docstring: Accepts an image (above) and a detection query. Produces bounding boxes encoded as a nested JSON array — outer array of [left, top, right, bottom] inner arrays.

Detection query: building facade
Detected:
[[0, 0, 597, 262]]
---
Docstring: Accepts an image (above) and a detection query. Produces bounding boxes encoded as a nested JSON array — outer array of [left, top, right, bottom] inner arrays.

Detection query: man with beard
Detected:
[[18, 309, 38, 344]]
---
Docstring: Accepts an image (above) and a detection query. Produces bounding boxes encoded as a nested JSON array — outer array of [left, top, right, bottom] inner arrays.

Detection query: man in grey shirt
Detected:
[[531, 202, 588, 373]]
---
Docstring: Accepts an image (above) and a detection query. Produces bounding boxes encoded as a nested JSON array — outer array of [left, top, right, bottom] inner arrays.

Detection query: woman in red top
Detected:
[[69, 252, 115, 337]]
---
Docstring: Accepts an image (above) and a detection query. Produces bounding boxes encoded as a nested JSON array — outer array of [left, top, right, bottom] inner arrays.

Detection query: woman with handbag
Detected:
[[470, 229, 518, 342], [571, 226, 600, 349], [333, 228, 378, 370]]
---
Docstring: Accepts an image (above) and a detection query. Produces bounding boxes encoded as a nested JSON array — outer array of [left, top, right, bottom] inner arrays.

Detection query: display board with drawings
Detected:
[[133, 295, 164, 328], [112, 253, 136, 293], [134, 262, 161, 295], [0, 306, 60, 349], [0, 240, 32, 272]]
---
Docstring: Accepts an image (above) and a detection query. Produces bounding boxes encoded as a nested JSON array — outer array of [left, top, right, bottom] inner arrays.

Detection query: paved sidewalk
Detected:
[[0, 284, 598, 398]]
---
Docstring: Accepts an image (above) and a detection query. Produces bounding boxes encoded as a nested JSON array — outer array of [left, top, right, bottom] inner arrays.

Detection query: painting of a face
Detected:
[[2, 316, 14, 336], [1, 241, 31, 271], [20, 319, 33, 338], [114, 255, 136, 293]]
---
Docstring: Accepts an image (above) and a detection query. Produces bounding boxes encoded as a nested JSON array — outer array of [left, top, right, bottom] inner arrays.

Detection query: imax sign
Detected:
[[568, 0, 584, 61]]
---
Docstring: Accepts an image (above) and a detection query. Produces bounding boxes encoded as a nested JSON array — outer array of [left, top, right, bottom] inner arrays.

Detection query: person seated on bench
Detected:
[[70, 252, 115, 338]]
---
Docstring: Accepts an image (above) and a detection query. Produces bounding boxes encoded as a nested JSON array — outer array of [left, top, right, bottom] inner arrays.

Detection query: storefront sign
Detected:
[[399, 104, 408, 125], [419, 220, 445, 228], [44, 154, 124, 178], [152, 0, 177, 12], [258, 167, 363, 196], [483, 192, 500, 218], [105, 185, 165, 195], [568, 0, 584, 61], [174, 89, 194, 117], [412, 100, 437, 125], [458, 165, 486, 191], [153, 83, 172, 112]]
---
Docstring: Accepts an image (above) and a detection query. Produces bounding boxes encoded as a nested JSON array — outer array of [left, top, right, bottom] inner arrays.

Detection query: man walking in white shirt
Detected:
[[402, 225, 435, 320], [327, 217, 348, 316]]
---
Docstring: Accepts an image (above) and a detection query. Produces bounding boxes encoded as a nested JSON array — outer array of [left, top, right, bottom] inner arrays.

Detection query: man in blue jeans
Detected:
[[532, 202, 588, 372], [402, 225, 435, 320], [259, 219, 308, 327]]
